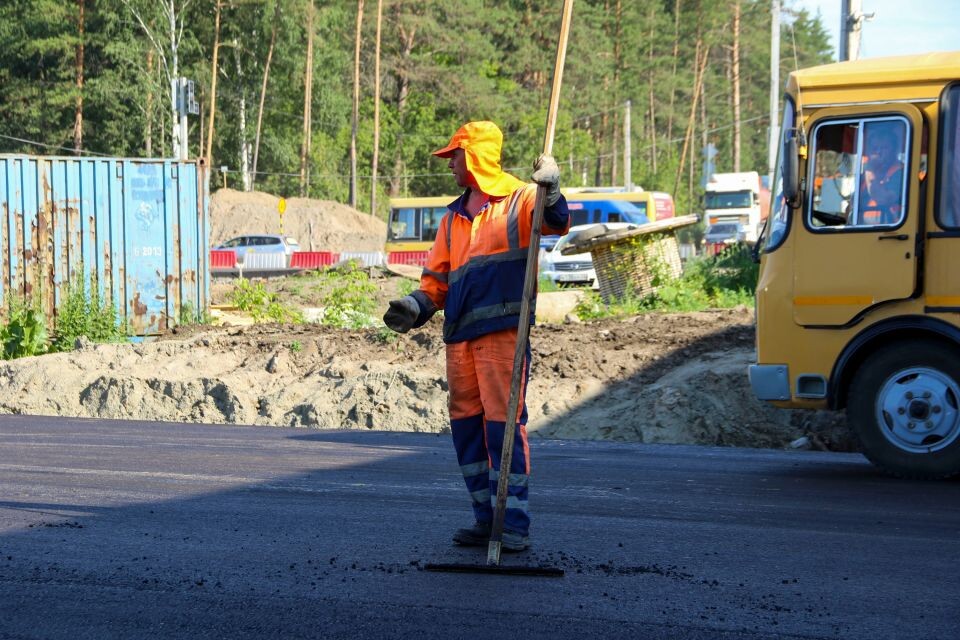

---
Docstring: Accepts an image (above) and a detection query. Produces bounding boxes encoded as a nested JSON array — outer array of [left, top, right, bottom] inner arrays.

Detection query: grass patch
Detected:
[[311, 261, 380, 329], [50, 279, 125, 352], [573, 243, 757, 319], [0, 298, 48, 359], [230, 278, 305, 324]]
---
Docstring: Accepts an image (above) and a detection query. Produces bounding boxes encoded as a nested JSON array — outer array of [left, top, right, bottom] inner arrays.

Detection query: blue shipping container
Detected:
[[0, 155, 209, 336]]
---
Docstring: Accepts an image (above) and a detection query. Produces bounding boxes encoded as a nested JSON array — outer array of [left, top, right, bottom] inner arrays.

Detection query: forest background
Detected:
[[0, 0, 832, 220]]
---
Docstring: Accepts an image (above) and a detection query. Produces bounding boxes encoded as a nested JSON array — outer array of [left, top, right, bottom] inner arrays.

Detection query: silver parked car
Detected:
[[215, 234, 301, 267], [540, 223, 639, 288]]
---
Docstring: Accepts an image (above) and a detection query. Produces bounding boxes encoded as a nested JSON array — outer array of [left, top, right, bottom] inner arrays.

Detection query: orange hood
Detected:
[[432, 121, 525, 197]]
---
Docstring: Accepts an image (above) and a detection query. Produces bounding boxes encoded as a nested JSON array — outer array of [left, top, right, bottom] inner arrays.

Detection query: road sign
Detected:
[[278, 198, 286, 215]]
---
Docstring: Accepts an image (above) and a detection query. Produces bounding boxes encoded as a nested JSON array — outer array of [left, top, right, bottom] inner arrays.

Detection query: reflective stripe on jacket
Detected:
[[412, 183, 570, 344]]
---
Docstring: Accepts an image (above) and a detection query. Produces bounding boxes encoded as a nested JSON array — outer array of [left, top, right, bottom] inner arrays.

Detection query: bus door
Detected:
[[792, 106, 924, 326]]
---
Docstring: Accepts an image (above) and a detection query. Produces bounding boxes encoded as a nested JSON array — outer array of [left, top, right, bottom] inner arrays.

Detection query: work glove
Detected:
[[383, 295, 419, 333], [532, 154, 561, 207]]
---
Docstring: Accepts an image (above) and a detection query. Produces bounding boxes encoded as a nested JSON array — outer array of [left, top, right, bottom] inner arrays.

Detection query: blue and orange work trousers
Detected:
[[446, 327, 531, 536]]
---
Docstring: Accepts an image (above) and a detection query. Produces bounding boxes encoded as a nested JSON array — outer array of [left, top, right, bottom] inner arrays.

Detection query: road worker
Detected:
[[860, 125, 905, 225], [382, 121, 570, 552]]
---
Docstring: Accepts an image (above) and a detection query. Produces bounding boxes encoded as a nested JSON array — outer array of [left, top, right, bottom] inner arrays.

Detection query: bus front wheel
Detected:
[[847, 341, 960, 479]]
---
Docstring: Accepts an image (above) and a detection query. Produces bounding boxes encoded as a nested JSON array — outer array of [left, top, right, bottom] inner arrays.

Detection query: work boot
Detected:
[[501, 530, 530, 552], [452, 521, 491, 546]]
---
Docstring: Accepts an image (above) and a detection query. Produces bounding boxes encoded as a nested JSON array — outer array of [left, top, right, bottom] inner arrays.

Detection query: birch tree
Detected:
[[120, 0, 195, 158]]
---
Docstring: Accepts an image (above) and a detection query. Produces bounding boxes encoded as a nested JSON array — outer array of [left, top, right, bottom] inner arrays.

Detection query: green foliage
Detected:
[[50, 279, 124, 352], [685, 243, 760, 297], [314, 263, 379, 329], [373, 325, 399, 345], [230, 278, 304, 324], [0, 299, 48, 359], [289, 340, 302, 353], [573, 242, 758, 318], [0, 0, 833, 209], [397, 278, 419, 297], [538, 276, 560, 293], [178, 301, 212, 326]]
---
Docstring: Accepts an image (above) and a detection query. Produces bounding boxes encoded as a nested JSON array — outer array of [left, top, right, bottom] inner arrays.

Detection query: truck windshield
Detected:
[[705, 191, 753, 209]]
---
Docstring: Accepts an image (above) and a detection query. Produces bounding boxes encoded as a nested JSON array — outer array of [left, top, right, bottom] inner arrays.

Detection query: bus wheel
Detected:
[[848, 341, 960, 479]]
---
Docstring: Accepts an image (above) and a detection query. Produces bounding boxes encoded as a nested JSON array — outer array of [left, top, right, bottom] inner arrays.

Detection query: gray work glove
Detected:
[[383, 295, 419, 333], [532, 154, 561, 207]]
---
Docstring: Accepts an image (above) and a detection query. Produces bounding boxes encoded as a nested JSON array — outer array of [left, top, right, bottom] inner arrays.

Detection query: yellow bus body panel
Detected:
[[756, 51, 960, 409]]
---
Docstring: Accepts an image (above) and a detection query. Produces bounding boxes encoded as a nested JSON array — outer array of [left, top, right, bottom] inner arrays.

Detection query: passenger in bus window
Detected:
[[381, 121, 570, 552], [860, 124, 905, 225]]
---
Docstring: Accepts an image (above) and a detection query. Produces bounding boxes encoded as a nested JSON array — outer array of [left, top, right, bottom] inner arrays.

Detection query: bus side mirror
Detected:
[[782, 136, 799, 202]]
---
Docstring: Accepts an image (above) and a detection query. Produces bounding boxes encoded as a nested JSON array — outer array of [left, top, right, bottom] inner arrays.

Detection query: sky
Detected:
[[789, 0, 960, 60]]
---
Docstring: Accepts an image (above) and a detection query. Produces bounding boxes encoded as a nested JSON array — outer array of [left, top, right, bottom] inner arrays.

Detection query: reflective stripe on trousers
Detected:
[[447, 328, 531, 536]]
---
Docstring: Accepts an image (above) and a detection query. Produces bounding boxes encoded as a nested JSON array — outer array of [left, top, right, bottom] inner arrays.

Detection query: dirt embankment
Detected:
[[0, 308, 852, 452], [209, 188, 386, 252], [0, 189, 853, 453]]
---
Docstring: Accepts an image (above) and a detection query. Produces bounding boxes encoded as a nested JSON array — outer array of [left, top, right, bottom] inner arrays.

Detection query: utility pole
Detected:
[[623, 100, 632, 190], [840, 0, 874, 62], [176, 78, 199, 160], [767, 0, 780, 191]]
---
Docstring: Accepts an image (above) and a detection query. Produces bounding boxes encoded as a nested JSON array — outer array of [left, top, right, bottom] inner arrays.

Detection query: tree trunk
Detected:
[[370, 0, 382, 216], [205, 0, 222, 168], [667, 0, 681, 143], [694, 66, 707, 206], [234, 41, 250, 191], [611, 0, 622, 186], [674, 35, 708, 198], [252, 0, 282, 191], [731, 0, 742, 172], [169, 0, 180, 159], [73, 0, 84, 154], [647, 4, 657, 175], [350, 0, 364, 209], [299, 0, 315, 197], [146, 48, 154, 156], [389, 6, 415, 197]]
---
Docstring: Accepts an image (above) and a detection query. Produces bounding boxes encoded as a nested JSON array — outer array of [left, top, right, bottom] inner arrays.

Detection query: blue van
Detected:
[[541, 197, 650, 251]]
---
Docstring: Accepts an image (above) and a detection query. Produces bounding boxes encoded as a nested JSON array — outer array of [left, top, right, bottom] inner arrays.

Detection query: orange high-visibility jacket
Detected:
[[861, 161, 904, 224], [409, 184, 570, 343]]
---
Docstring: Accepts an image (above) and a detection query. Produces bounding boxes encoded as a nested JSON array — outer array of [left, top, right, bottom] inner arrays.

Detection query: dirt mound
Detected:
[[209, 188, 386, 252], [0, 308, 853, 453]]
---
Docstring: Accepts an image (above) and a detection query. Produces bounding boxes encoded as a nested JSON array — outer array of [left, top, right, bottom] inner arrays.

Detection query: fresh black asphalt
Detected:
[[0, 415, 957, 639]]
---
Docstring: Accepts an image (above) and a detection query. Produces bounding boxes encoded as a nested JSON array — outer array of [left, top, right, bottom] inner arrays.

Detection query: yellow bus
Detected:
[[751, 51, 960, 478], [386, 189, 675, 256]]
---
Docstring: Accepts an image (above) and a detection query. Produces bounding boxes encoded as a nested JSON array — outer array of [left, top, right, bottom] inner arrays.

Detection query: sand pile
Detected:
[[209, 189, 386, 253]]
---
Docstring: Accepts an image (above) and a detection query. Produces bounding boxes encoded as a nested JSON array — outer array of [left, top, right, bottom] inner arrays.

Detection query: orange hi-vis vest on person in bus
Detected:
[[862, 162, 904, 224], [407, 184, 570, 344]]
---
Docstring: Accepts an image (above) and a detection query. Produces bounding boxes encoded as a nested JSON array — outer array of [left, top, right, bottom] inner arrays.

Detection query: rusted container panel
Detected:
[[0, 155, 209, 336]]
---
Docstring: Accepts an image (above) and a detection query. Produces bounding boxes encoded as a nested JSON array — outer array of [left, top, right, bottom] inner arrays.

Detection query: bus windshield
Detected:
[[763, 99, 795, 253]]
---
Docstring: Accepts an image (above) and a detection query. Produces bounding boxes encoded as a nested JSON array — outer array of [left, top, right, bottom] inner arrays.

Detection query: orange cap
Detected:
[[432, 121, 524, 197]]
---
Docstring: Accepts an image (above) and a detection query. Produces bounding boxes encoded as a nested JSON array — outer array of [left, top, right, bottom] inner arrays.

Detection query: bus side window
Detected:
[[571, 210, 589, 226], [422, 207, 445, 242], [389, 207, 417, 240], [608, 212, 621, 222], [593, 209, 601, 223], [938, 85, 960, 228]]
